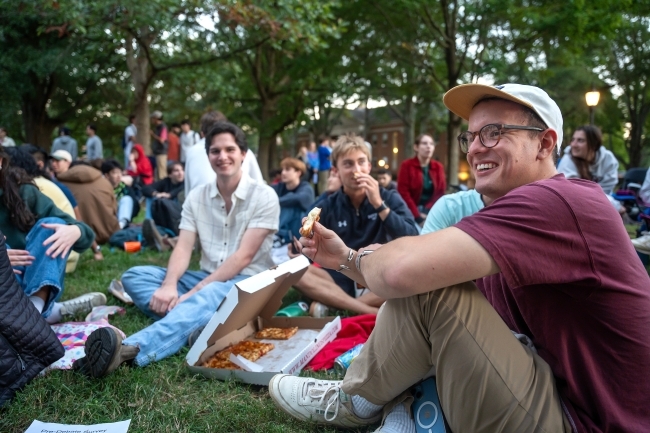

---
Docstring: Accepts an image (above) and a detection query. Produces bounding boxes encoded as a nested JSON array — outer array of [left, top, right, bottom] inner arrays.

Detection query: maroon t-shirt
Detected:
[[456, 174, 650, 433]]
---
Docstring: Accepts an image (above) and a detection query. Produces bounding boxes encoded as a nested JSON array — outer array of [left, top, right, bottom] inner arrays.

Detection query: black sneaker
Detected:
[[142, 219, 168, 252], [73, 327, 140, 378]]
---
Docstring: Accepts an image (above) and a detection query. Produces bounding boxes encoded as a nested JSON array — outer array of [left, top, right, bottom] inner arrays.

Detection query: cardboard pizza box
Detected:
[[186, 256, 342, 386]]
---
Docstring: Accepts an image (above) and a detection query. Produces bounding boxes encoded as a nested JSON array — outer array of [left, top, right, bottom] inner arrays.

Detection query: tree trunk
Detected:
[[21, 73, 60, 148], [258, 101, 277, 181], [125, 33, 153, 154], [446, 112, 462, 187], [404, 96, 416, 159]]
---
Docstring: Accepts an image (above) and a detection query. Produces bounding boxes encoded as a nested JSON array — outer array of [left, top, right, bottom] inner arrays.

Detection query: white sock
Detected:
[[45, 303, 63, 324], [380, 402, 416, 433], [29, 296, 45, 313], [351, 395, 383, 419]]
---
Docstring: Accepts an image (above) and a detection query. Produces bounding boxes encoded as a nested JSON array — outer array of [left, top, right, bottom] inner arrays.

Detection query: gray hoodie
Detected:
[[52, 136, 78, 160], [557, 146, 619, 194]]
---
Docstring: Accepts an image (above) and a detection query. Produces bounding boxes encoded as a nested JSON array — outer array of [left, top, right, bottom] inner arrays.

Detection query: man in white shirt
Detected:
[[179, 119, 200, 163], [123, 114, 137, 168], [73, 121, 280, 378], [184, 111, 264, 198]]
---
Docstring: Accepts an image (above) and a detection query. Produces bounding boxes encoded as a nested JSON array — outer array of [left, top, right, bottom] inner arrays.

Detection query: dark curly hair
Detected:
[[0, 147, 36, 233]]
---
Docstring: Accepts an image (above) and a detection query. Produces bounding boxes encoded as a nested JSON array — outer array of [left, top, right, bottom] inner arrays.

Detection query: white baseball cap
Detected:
[[443, 83, 563, 151], [50, 150, 72, 162]]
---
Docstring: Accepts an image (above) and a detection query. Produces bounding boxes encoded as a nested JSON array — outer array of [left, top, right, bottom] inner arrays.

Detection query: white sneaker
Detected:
[[59, 292, 107, 319], [631, 235, 650, 255], [268, 374, 380, 427]]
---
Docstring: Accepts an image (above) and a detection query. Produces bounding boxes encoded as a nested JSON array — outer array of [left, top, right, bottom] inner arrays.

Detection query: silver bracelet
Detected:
[[336, 249, 356, 273], [355, 250, 374, 272]]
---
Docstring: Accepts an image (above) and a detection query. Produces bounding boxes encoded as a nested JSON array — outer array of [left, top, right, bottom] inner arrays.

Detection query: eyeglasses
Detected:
[[457, 124, 545, 154]]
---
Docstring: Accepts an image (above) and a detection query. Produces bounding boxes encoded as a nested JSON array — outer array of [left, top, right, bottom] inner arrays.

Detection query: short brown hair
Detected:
[[200, 110, 228, 136], [330, 134, 371, 167], [280, 157, 306, 176]]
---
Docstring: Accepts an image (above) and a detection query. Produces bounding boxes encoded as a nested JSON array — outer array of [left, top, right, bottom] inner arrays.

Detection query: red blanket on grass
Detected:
[[307, 314, 376, 370]]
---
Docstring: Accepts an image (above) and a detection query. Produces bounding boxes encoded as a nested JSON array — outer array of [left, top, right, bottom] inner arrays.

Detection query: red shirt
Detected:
[[167, 132, 180, 162], [397, 157, 447, 219], [456, 175, 650, 432]]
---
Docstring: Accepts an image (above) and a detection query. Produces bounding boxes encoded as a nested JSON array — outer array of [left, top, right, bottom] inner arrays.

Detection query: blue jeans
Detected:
[[117, 195, 134, 227], [12, 217, 69, 318], [121, 266, 248, 366], [145, 197, 153, 220]]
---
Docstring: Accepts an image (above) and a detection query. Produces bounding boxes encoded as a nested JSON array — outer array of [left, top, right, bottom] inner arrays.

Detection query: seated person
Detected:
[[141, 161, 185, 251], [101, 159, 140, 230], [269, 84, 650, 433], [271, 157, 314, 265], [126, 144, 154, 186], [184, 111, 263, 198], [0, 147, 103, 325], [557, 125, 619, 194], [54, 155, 119, 258], [376, 168, 397, 191], [74, 121, 280, 378], [421, 189, 492, 234], [397, 134, 447, 224], [293, 134, 418, 316], [4, 147, 80, 273], [312, 169, 342, 208]]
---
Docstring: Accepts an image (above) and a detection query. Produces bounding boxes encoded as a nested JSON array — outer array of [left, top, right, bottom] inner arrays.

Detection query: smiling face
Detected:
[[169, 163, 184, 183], [467, 99, 551, 199], [207, 132, 246, 179], [569, 130, 589, 160], [333, 149, 371, 191]]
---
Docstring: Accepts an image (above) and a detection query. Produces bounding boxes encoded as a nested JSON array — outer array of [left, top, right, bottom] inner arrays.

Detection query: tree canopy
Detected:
[[1, 0, 648, 176]]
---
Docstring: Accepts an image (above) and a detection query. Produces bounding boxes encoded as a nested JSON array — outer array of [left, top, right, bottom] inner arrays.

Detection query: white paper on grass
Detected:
[[229, 353, 264, 372], [24, 419, 131, 433]]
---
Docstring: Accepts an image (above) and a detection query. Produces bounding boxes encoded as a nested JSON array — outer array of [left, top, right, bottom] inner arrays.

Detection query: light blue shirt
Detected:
[[421, 190, 484, 234]]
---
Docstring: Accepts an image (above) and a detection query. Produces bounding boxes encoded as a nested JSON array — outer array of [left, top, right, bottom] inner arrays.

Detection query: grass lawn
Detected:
[[0, 248, 373, 433]]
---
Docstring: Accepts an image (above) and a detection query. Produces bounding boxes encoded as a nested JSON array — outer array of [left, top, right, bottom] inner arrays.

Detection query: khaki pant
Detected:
[[342, 282, 573, 433], [156, 154, 168, 180], [317, 169, 330, 195]]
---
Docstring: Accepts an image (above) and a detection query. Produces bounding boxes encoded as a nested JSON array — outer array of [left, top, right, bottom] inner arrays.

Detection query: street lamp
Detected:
[[585, 90, 600, 125]]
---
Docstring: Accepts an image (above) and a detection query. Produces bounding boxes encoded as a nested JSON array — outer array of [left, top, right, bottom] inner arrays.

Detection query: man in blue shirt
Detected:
[[294, 134, 418, 315], [317, 135, 332, 194], [271, 157, 314, 265]]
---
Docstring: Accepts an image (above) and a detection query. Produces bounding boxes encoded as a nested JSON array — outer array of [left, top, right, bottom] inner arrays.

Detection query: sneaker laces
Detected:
[[61, 296, 94, 314], [304, 380, 344, 422]]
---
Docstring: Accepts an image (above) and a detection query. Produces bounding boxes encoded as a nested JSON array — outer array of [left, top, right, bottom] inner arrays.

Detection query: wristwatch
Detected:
[[374, 201, 388, 213], [94, 245, 101, 253]]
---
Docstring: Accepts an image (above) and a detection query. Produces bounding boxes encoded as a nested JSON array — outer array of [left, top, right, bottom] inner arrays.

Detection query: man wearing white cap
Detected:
[[269, 84, 650, 432]]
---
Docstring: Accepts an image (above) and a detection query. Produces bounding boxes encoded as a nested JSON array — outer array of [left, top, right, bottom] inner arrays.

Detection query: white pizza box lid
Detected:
[[185, 256, 341, 385]]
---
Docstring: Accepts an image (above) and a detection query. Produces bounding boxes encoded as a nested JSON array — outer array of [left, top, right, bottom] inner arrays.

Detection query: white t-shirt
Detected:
[[179, 130, 200, 163], [183, 138, 264, 197], [179, 174, 279, 274], [639, 168, 650, 204]]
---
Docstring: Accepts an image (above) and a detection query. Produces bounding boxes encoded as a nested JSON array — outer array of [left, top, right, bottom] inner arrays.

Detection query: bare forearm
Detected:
[[360, 228, 499, 299]]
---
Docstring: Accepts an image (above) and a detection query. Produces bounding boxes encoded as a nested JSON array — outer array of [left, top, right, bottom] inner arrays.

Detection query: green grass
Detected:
[[0, 248, 374, 433]]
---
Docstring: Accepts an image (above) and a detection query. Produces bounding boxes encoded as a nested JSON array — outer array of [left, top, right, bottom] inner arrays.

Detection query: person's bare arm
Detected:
[[300, 223, 499, 300], [149, 229, 196, 315], [169, 228, 272, 308], [360, 227, 499, 299]]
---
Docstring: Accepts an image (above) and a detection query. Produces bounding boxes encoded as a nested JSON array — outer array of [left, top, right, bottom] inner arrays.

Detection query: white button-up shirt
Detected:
[[179, 174, 279, 275]]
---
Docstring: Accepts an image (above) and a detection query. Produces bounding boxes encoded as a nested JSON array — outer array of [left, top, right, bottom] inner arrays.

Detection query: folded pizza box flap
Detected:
[[186, 256, 341, 385]]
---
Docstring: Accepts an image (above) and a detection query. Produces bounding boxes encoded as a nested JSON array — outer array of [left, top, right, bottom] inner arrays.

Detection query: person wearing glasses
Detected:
[[268, 84, 650, 433], [557, 125, 619, 194]]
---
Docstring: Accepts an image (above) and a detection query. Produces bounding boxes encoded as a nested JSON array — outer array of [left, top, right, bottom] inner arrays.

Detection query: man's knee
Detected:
[[122, 266, 164, 290]]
